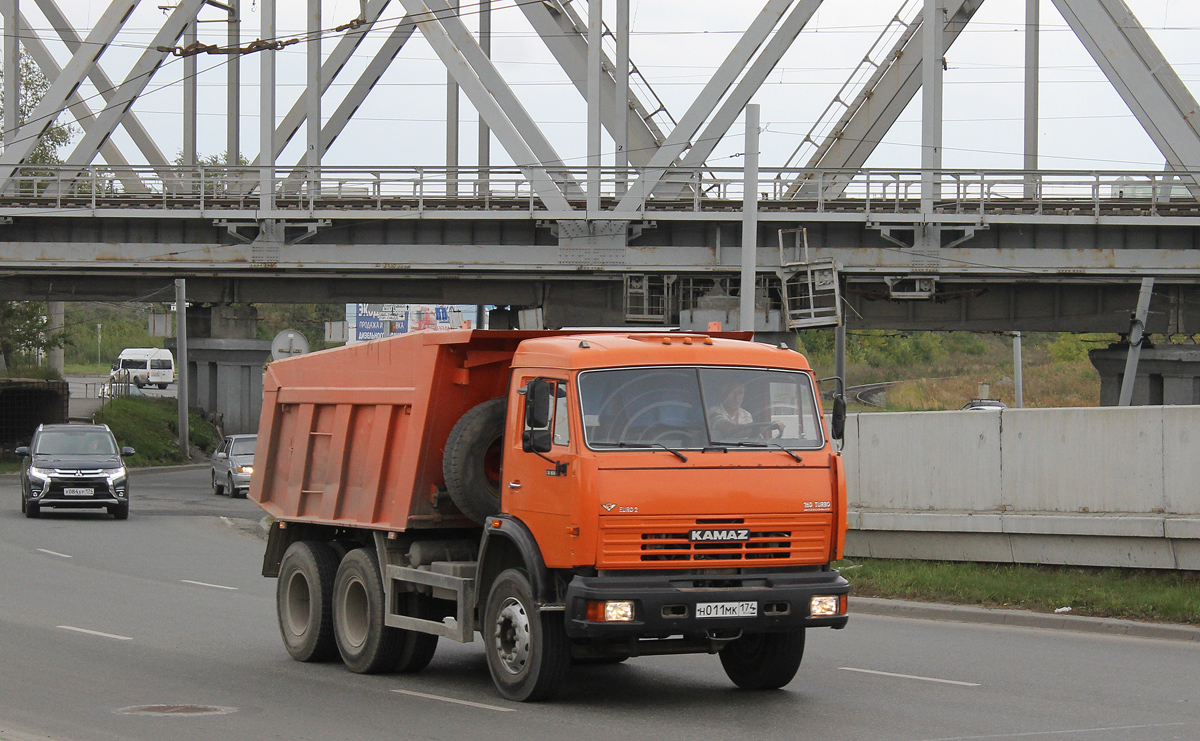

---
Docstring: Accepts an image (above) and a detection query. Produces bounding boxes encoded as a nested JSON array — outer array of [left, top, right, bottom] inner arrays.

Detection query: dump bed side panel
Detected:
[[250, 330, 526, 531]]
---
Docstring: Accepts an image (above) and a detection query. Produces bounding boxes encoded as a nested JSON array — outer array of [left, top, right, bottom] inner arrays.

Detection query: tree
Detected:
[[0, 302, 65, 374], [0, 51, 76, 164]]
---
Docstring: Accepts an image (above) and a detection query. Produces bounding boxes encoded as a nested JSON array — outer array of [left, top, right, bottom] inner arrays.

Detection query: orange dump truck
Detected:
[[251, 329, 849, 701]]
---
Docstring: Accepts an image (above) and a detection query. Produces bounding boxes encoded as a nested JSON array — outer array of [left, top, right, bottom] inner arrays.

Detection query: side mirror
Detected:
[[120, 447, 136, 457], [522, 429, 553, 454], [15, 446, 29, 457], [216, 452, 228, 460], [524, 378, 552, 429], [831, 395, 846, 441]]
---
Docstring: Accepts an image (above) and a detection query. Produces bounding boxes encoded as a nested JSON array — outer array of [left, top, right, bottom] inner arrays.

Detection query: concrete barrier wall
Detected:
[[841, 406, 1200, 570]]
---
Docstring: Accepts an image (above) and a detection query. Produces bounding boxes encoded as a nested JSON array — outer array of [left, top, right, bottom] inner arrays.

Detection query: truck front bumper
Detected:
[[563, 568, 849, 639]]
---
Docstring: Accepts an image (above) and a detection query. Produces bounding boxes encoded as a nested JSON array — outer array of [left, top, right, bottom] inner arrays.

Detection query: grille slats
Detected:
[[599, 515, 832, 566]]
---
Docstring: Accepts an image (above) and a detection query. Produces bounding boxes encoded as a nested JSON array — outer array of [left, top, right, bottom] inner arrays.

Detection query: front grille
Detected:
[[600, 515, 832, 568]]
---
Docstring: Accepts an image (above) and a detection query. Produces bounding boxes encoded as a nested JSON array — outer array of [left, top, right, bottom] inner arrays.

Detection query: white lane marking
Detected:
[[918, 721, 1192, 740], [839, 667, 979, 686], [180, 579, 238, 591], [36, 548, 71, 558], [391, 689, 515, 712], [57, 626, 132, 641]]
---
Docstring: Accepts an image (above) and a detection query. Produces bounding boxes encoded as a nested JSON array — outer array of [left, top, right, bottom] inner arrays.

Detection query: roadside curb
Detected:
[[852, 596, 1200, 643]]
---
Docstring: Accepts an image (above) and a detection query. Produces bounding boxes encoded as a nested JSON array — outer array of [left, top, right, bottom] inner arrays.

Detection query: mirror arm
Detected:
[[534, 450, 567, 475]]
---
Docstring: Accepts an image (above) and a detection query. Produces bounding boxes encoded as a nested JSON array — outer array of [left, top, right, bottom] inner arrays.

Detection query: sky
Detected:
[[13, 0, 1200, 175]]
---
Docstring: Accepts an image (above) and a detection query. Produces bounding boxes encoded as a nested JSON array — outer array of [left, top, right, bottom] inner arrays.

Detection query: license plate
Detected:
[[63, 487, 94, 497], [695, 601, 757, 619]]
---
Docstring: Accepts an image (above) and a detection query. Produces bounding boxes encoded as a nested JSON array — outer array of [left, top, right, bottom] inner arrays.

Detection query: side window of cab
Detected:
[[522, 378, 570, 452]]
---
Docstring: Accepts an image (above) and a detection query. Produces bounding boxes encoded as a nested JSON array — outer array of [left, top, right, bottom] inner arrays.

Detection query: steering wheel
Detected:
[[741, 421, 784, 439]]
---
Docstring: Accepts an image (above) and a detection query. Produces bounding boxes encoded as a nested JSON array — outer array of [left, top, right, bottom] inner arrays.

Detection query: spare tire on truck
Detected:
[[443, 397, 506, 524]]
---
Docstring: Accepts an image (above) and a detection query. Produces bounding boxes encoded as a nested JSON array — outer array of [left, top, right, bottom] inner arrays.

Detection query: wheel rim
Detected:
[[339, 576, 370, 649], [284, 571, 312, 637], [493, 596, 531, 675]]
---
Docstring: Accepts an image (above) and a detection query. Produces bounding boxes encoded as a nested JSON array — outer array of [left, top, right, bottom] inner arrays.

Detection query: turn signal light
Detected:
[[586, 600, 635, 622]]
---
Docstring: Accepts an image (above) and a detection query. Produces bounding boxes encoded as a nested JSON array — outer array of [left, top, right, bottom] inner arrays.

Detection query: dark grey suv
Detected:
[[16, 424, 135, 519]]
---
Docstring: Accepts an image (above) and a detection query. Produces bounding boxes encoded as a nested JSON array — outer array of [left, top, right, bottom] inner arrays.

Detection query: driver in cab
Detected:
[[707, 381, 784, 441]]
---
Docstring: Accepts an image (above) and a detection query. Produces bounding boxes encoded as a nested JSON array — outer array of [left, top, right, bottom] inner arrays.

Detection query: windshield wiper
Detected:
[[710, 440, 803, 463], [599, 441, 689, 462]]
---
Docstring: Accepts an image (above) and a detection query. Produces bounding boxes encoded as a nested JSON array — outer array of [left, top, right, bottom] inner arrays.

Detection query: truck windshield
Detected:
[[578, 366, 825, 450]]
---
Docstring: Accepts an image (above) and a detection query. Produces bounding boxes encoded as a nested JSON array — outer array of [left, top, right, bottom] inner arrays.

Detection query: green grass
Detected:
[[93, 397, 219, 466], [836, 557, 1200, 625]]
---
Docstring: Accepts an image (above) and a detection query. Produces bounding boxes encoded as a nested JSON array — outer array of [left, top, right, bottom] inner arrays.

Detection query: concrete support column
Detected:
[[1013, 330, 1024, 407], [175, 279, 190, 455], [740, 104, 760, 333], [47, 301, 64, 375], [615, 0, 629, 195], [183, 20, 197, 171]]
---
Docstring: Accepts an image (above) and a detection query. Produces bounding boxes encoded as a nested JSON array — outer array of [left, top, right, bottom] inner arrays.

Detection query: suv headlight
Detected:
[[27, 466, 53, 482], [104, 466, 128, 485]]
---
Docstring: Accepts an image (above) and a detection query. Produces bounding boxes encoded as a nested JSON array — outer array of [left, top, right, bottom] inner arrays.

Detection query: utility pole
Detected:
[[740, 104, 760, 333], [175, 279, 190, 456]]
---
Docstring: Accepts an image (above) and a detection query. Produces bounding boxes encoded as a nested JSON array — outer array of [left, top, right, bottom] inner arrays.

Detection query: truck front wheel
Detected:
[[483, 568, 570, 702], [719, 629, 806, 690], [277, 541, 339, 662]]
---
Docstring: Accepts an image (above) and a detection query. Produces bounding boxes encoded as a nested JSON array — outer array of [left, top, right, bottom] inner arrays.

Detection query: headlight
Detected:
[[236, 465, 253, 474], [104, 466, 128, 484], [585, 600, 635, 622], [27, 467, 53, 482], [810, 595, 842, 617]]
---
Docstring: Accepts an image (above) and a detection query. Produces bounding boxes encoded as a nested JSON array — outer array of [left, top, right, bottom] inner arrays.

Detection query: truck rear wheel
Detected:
[[484, 568, 570, 702], [333, 547, 407, 674], [443, 397, 506, 524], [393, 592, 439, 673], [719, 629, 806, 690], [277, 541, 340, 662]]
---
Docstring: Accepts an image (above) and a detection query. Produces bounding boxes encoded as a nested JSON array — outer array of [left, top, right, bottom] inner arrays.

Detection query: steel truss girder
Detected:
[[613, 0, 797, 214], [789, 0, 983, 198], [16, 11, 145, 193], [400, 0, 576, 212], [518, 0, 663, 167], [59, 0, 205, 177], [0, 0, 139, 185], [1051, 0, 1200, 183], [33, 0, 172, 177]]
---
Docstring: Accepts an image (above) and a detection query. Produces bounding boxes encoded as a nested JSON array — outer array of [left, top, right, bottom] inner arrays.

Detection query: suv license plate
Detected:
[[63, 487, 94, 497], [695, 601, 757, 619]]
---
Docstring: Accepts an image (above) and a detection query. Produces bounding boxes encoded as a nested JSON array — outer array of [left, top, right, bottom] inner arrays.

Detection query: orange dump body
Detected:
[[251, 329, 558, 531]]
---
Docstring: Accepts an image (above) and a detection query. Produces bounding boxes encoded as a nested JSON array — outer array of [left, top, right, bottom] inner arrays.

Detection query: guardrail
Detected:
[[2, 166, 1197, 217]]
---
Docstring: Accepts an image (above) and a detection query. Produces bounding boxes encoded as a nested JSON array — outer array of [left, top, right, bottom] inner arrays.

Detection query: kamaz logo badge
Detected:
[[602, 503, 617, 511], [689, 528, 750, 542]]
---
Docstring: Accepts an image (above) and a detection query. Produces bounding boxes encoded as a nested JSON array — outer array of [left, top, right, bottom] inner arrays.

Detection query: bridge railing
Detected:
[[1, 165, 1196, 216]]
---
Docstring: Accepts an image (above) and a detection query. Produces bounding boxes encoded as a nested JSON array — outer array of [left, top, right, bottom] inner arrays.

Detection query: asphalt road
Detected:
[[1, 467, 1198, 741]]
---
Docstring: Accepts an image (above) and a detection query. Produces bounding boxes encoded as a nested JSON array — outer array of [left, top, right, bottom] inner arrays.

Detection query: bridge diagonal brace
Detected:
[[17, 11, 146, 194], [34, 0, 173, 177], [518, 0, 664, 167], [1052, 0, 1200, 197], [788, 0, 983, 200], [0, 0, 139, 189], [400, 0, 576, 213], [612, 0, 796, 214], [58, 0, 207, 182]]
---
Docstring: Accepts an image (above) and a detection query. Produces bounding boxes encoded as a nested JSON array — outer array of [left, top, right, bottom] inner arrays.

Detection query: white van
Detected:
[[111, 348, 176, 389]]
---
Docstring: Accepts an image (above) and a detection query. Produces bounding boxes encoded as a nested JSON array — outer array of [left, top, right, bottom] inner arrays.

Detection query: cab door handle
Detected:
[[507, 481, 522, 490]]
